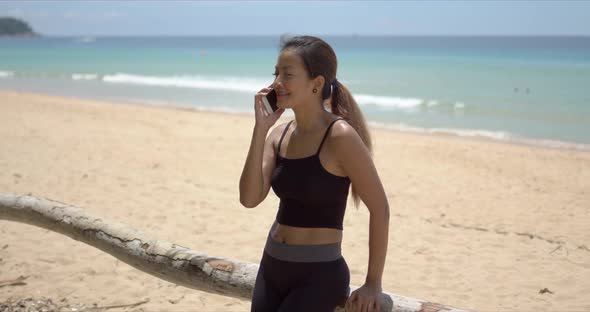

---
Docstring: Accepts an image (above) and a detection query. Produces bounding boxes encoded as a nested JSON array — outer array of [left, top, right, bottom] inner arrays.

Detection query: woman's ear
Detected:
[[313, 75, 325, 92]]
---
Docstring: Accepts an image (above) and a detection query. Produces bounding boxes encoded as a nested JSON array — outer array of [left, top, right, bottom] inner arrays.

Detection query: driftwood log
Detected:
[[0, 193, 469, 312]]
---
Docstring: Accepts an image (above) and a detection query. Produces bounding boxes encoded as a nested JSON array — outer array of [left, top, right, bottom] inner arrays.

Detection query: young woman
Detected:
[[239, 35, 390, 312]]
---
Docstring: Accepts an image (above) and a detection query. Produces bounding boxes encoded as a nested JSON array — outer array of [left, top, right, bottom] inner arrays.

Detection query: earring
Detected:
[[313, 88, 317, 93]]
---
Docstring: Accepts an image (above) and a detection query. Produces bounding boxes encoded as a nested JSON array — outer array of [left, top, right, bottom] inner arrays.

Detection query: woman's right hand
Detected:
[[254, 87, 285, 131]]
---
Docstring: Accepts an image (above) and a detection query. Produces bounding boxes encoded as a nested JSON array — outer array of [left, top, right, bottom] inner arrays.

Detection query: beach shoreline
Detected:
[[1, 89, 589, 311], [3, 88, 588, 154]]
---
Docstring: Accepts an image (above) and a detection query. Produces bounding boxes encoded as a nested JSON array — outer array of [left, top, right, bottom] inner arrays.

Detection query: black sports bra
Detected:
[[270, 118, 351, 230]]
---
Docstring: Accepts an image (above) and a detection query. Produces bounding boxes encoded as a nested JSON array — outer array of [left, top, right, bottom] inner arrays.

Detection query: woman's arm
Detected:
[[239, 89, 285, 208], [331, 121, 390, 311], [239, 125, 272, 208]]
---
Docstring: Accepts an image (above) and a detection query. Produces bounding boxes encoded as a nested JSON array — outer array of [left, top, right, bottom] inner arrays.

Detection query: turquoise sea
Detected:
[[1, 36, 589, 149]]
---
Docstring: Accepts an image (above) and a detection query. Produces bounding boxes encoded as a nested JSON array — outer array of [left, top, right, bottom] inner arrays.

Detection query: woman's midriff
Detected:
[[270, 220, 343, 245]]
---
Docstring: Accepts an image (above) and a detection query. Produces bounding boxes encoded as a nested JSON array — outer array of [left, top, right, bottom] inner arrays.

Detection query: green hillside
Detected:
[[0, 17, 38, 36]]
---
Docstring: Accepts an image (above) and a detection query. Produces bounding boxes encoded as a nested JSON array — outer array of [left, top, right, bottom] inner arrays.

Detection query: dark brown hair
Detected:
[[280, 35, 373, 210]]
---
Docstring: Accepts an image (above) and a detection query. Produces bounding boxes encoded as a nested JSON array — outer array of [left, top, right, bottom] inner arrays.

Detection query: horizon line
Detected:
[[23, 34, 590, 38]]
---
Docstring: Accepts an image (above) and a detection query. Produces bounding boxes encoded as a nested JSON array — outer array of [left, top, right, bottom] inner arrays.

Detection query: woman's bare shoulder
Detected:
[[329, 119, 368, 153], [330, 118, 357, 139]]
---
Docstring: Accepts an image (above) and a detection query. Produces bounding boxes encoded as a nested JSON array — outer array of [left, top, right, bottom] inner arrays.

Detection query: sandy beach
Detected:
[[1, 89, 589, 311]]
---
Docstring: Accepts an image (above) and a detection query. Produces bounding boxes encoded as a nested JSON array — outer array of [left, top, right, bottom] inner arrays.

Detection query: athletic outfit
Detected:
[[251, 118, 351, 311]]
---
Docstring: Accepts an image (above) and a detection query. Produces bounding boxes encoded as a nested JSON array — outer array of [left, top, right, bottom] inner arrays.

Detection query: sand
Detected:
[[0, 90, 589, 311]]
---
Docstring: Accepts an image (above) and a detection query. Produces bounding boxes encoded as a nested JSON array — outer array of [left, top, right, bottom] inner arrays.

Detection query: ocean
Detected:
[[1, 36, 589, 149]]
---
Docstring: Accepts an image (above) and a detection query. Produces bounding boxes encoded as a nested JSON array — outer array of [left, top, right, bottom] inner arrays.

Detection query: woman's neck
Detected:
[[292, 101, 330, 134]]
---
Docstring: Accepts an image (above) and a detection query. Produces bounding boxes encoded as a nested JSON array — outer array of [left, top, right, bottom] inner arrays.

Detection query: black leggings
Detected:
[[251, 228, 350, 311], [251, 251, 350, 311]]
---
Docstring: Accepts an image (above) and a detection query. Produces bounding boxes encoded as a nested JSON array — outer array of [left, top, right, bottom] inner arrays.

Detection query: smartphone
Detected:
[[262, 89, 278, 113]]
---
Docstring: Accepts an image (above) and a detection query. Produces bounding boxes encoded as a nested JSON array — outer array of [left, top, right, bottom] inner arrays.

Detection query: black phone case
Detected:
[[265, 89, 278, 112]]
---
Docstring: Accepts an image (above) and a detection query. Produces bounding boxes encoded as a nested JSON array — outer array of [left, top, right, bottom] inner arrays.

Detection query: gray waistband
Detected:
[[264, 231, 342, 263]]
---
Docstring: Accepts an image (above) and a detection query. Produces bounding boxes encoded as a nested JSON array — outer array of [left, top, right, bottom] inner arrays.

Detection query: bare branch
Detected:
[[0, 193, 469, 312]]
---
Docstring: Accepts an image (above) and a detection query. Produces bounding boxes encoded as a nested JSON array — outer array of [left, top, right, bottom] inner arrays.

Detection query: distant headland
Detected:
[[0, 17, 39, 37]]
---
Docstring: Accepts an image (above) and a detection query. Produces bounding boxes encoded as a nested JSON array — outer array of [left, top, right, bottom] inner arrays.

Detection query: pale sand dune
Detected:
[[1, 90, 589, 311]]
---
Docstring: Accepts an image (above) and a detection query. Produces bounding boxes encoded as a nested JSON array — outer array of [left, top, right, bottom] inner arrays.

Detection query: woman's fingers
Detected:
[[345, 293, 356, 311], [346, 300, 355, 312], [374, 297, 381, 312], [254, 97, 261, 115], [257, 99, 269, 117], [359, 299, 367, 312], [253, 87, 282, 130], [254, 91, 272, 115], [256, 88, 272, 99], [367, 299, 377, 312]]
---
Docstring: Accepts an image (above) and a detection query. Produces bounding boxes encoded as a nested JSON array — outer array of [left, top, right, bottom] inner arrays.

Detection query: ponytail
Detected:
[[328, 80, 373, 210]]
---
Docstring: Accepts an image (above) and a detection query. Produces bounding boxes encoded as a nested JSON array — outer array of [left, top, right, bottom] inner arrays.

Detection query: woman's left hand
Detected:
[[345, 283, 382, 312]]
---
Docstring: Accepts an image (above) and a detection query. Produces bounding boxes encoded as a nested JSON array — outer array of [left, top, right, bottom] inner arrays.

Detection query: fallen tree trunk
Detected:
[[0, 193, 469, 312]]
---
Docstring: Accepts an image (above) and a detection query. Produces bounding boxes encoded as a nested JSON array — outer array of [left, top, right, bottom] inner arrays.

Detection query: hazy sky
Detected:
[[1, 1, 589, 36]]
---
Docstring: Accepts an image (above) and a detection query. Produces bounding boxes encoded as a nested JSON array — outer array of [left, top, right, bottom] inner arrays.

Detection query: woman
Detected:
[[239, 35, 390, 312]]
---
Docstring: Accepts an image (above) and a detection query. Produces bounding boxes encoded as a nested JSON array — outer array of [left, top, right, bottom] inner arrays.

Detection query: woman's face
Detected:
[[272, 49, 318, 109]]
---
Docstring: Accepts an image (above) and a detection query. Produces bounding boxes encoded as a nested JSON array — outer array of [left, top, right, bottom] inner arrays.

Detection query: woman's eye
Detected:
[[272, 72, 292, 78]]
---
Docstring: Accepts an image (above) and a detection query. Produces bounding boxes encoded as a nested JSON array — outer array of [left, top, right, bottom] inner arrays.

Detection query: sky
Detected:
[[1, 1, 589, 36]]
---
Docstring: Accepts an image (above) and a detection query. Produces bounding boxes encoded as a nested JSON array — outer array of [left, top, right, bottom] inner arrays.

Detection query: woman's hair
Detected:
[[279, 35, 373, 210]]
